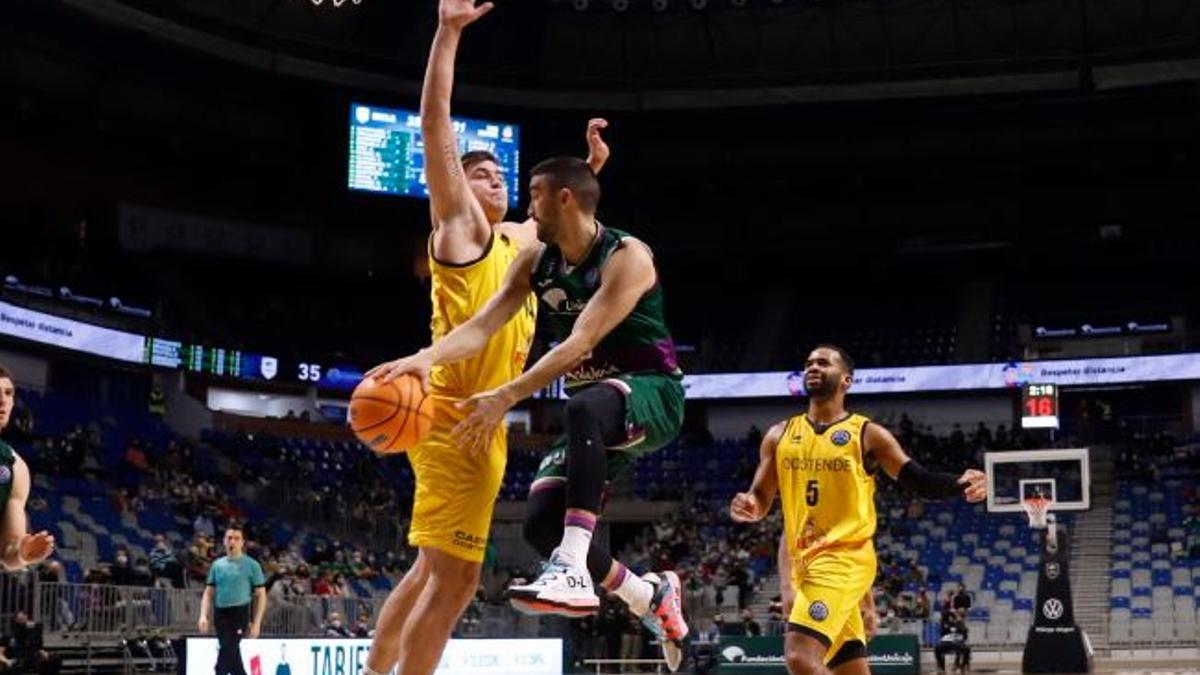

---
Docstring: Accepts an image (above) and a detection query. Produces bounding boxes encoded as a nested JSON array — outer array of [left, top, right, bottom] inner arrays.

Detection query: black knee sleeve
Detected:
[[523, 488, 565, 558], [564, 385, 626, 514]]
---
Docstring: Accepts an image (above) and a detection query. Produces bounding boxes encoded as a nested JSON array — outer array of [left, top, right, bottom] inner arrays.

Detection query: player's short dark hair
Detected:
[[225, 525, 245, 536], [0, 364, 10, 383], [530, 156, 601, 213], [461, 150, 500, 172], [813, 343, 856, 374]]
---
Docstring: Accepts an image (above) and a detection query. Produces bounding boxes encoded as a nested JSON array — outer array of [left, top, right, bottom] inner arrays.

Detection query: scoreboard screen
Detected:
[[347, 103, 520, 206], [1021, 382, 1060, 429]]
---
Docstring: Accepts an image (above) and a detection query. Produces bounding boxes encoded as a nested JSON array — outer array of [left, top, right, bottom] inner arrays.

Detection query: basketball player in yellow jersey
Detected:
[[731, 345, 989, 675], [361, 3, 609, 675]]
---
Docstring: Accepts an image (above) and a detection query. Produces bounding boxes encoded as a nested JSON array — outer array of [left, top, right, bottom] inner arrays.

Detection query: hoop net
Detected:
[[1023, 496, 1054, 529]]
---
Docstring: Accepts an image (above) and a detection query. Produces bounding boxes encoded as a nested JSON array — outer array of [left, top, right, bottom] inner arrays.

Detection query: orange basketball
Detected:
[[349, 374, 434, 454]]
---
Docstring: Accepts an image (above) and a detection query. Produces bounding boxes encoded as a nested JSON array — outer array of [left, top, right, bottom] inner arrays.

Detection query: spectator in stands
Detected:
[[194, 511, 216, 540], [150, 534, 184, 588], [124, 439, 150, 473], [9, 611, 59, 675], [941, 589, 955, 616], [311, 569, 334, 596], [323, 611, 351, 638], [767, 596, 784, 635], [703, 615, 721, 644], [904, 560, 925, 586], [716, 612, 742, 636], [935, 609, 970, 674], [352, 612, 371, 638], [914, 587, 931, 619], [110, 550, 143, 586], [952, 584, 972, 614], [740, 609, 762, 637]]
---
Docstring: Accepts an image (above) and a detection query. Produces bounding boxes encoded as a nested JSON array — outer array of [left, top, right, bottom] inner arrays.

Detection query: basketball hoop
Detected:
[[1023, 496, 1054, 529]]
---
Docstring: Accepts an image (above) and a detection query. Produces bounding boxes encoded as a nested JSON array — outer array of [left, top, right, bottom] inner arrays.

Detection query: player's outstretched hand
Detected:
[[439, 0, 494, 30], [366, 351, 432, 392], [19, 531, 55, 566], [730, 492, 766, 523], [958, 469, 988, 503], [452, 387, 516, 457], [585, 118, 610, 171]]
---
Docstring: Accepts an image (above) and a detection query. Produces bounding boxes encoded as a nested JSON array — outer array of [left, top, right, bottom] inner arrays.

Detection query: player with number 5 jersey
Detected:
[[731, 345, 990, 675]]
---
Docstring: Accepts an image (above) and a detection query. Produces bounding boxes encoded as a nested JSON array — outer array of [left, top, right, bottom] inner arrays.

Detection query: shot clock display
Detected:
[[1021, 382, 1060, 429]]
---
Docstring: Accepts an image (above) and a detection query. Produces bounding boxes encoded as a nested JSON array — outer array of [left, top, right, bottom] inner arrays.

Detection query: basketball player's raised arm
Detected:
[[730, 421, 786, 523], [421, 0, 494, 230], [0, 455, 53, 570], [367, 244, 537, 387], [865, 423, 988, 502]]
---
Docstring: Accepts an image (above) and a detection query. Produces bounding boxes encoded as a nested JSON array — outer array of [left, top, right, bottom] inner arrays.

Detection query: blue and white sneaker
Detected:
[[507, 548, 599, 618]]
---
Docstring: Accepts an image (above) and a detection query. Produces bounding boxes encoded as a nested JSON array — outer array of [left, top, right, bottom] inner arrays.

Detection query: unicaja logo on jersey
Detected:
[[831, 430, 851, 446], [809, 601, 829, 621], [1045, 562, 1060, 580], [540, 288, 568, 311]]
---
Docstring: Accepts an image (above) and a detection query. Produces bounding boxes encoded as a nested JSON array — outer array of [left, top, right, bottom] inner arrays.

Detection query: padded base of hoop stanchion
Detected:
[[1022, 527, 1092, 673], [1022, 624, 1092, 673]]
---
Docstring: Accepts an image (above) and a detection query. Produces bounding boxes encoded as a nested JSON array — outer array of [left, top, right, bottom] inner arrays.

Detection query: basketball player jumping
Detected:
[[359, 2, 608, 675], [731, 345, 988, 675], [372, 158, 690, 669]]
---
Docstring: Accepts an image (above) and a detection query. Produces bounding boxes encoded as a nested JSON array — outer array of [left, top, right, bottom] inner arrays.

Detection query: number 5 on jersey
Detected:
[[806, 480, 819, 506]]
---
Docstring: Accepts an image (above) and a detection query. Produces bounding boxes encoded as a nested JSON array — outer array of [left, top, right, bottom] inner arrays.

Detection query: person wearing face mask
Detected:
[[323, 612, 351, 638]]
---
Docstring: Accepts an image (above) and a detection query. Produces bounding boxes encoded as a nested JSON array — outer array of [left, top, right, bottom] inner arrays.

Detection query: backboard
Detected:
[[985, 448, 1091, 513]]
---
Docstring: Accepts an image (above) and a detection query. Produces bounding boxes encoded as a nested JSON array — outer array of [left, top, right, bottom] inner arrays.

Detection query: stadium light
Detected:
[[652, 0, 669, 11], [572, 0, 590, 10], [691, 0, 707, 8], [612, 0, 630, 11]]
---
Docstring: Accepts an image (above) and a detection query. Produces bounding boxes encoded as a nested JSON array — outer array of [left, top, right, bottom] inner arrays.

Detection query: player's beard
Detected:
[[805, 373, 839, 398], [535, 216, 556, 244]]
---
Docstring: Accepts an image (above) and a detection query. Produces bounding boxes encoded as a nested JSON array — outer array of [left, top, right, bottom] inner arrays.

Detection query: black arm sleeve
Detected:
[[897, 459, 963, 500]]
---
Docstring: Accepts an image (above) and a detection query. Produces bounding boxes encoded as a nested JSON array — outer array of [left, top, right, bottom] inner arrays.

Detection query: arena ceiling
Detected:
[[33, 0, 1200, 107]]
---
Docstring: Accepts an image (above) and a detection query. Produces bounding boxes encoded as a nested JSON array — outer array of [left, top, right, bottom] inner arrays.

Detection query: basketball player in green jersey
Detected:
[[372, 157, 689, 670], [0, 365, 56, 570], [731, 345, 987, 675]]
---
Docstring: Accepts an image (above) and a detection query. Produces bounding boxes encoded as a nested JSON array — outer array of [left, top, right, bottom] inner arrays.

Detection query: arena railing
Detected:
[[26, 582, 382, 639]]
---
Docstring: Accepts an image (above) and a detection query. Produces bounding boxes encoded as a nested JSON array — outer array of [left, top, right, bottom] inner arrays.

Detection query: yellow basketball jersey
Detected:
[[777, 413, 877, 565], [427, 232, 536, 399]]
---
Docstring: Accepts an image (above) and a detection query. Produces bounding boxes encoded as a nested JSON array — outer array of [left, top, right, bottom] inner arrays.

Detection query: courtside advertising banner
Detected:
[[681, 352, 1200, 399], [183, 638, 561, 675], [0, 300, 145, 364]]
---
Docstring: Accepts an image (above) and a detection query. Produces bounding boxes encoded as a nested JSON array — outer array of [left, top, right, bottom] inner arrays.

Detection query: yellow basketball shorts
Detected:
[[406, 397, 506, 563], [787, 541, 877, 663]]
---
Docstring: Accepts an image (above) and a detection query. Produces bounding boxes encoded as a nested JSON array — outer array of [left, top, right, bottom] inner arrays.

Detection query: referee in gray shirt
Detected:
[[198, 526, 267, 675]]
